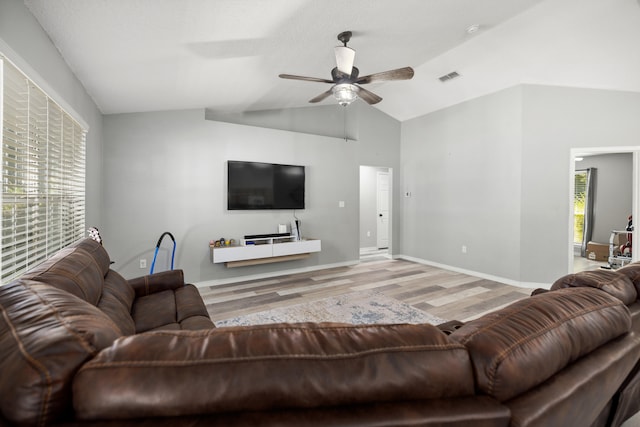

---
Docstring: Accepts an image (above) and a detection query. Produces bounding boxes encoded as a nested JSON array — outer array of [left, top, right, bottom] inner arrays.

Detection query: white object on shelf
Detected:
[[240, 235, 297, 246], [273, 239, 320, 257], [291, 220, 301, 241], [211, 237, 321, 267]]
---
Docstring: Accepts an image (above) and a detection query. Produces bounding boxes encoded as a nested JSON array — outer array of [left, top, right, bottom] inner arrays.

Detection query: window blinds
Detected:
[[1, 57, 87, 283]]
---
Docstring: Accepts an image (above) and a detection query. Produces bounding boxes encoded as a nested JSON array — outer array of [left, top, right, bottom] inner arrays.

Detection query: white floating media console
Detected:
[[211, 235, 321, 268]]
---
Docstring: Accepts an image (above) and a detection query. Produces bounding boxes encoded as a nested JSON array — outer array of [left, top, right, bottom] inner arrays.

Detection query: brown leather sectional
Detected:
[[1, 238, 640, 426]]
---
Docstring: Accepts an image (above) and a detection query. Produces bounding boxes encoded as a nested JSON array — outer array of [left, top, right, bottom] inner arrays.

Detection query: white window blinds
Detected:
[[1, 57, 87, 283]]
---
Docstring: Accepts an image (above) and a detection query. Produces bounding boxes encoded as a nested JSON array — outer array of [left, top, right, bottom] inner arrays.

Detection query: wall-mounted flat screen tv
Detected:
[[227, 161, 305, 210]]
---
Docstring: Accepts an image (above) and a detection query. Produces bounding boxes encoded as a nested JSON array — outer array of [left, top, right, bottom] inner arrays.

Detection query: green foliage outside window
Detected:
[[574, 172, 587, 244]]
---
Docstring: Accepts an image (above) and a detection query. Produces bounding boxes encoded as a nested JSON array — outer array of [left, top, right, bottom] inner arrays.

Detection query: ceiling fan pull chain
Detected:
[[344, 104, 348, 142]]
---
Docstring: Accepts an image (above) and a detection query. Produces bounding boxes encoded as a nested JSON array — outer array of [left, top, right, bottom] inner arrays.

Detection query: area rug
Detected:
[[214, 291, 446, 327]]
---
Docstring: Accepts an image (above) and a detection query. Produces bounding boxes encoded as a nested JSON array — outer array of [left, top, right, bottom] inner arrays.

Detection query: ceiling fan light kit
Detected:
[[279, 30, 414, 107], [332, 83, 359, 106]]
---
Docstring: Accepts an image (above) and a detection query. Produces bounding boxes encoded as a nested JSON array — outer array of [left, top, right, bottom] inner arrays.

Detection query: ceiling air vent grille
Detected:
[[438, 71, 460, 82]]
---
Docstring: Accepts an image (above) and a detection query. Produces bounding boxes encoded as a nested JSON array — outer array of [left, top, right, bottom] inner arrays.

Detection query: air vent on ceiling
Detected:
[[438, 71, 460, 82]]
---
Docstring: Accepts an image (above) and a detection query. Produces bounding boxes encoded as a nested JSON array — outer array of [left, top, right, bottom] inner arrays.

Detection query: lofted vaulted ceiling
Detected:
[[23, 0, 640, 121]]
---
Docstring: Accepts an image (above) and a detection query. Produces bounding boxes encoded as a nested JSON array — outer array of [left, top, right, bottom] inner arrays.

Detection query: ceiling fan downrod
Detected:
[[337, 31, 352, 47]]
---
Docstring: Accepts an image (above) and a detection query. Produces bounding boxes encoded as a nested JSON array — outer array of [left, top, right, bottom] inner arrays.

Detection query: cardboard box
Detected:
[[586, 242, 609, 262]]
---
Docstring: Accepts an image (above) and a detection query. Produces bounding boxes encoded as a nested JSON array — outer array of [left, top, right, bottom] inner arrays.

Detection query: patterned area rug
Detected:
[[214, 291, 446, 327]]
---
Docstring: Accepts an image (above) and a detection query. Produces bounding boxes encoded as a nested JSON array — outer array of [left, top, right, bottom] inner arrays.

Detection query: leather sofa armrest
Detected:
[[128, 269, 185, 297]]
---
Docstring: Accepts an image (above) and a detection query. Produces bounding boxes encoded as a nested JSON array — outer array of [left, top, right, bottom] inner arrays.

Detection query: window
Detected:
[[1, 57, 87, 283], [574, 167, 596, 255], [574, 170, 587, 244]]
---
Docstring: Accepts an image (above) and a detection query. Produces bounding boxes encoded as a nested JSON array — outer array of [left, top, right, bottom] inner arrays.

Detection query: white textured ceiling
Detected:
[[23, 0, 640, 121]]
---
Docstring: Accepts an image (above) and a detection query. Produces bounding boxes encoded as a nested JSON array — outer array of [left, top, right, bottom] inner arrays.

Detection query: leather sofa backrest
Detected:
[[73, 323, 475, 420], [451, 287, 631, 402], [22, 239, 136, 335], [21, 241, 108, 305], [69, 238, 111, 276], [0, 279, 122, 427]]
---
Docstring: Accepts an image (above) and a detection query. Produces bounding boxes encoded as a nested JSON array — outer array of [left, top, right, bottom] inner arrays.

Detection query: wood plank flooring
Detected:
[[199, 257, 534, 323]]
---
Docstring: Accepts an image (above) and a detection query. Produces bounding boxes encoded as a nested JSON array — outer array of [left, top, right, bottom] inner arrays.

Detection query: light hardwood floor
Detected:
[[199, 257, 533, 323]]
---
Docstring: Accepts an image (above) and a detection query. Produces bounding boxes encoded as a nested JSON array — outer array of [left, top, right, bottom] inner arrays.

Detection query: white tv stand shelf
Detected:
[[211, 236, 321, 268]]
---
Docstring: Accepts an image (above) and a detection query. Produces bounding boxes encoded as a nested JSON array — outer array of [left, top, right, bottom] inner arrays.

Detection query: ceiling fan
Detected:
[[279, 31, 414, 107]]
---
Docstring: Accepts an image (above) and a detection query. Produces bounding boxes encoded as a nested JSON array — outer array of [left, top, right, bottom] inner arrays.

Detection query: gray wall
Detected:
[[577, 153, 633, 244], [400, 86, 524, 281], [400, 84, 640, 285], [102, 104, 400, 283], [0, 0, 103, 227], [520, 85, 640, 283]]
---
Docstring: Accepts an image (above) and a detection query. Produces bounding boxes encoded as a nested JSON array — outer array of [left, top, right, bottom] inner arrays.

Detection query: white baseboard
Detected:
[[395, 254, 549, 290], [195, 260, 360, 289], [359, 246, 379, 253], [195, 255, 550, 291]]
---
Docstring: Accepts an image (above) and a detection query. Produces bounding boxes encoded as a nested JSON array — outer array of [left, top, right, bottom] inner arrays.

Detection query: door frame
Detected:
[[376, 170, 390, 249], [568, 147, 640, 272], [359, 165, 393, 255]]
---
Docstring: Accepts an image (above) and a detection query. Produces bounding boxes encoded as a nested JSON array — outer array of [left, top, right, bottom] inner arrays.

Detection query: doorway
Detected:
[[359, 166, 392, 260], [376, 171, 390, 250], [569, 148, 640, 273]]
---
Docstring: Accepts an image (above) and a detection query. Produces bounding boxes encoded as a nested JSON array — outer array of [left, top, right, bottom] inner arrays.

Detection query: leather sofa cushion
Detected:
[[73, 323, 474, 420], [0, 280, 122, 426], [132, 289, 177, 332], [550, 269, 637, 305], [131, 284, 213, 332], [451, 287, 631, 402], [617, 262, 640, 299]]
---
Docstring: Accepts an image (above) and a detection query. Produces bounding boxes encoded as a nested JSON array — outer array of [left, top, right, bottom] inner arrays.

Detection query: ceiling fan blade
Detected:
[[309, 89, 334, 103], [334, 46, 355, 76], [279, 74, 334, 84], [356, 86, 382, 105], [356, 66, 414, 84]]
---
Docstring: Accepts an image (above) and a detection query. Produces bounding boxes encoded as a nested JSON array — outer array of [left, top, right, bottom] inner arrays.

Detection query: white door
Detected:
[[377, 171, 390, 249]]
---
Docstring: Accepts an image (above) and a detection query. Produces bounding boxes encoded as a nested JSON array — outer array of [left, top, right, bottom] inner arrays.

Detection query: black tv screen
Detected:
[[227, 161, 305, 210]]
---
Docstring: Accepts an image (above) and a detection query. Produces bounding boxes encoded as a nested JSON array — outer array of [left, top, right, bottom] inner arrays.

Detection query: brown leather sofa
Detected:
[[1, 238, 640, 427]]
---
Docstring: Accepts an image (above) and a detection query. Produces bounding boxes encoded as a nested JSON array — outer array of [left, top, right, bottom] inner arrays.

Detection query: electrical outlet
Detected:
[[461, 245, 467, 254], [139, 259, 147, 269], [338, 201, 345, 208], [367, 231, 371, 237]]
